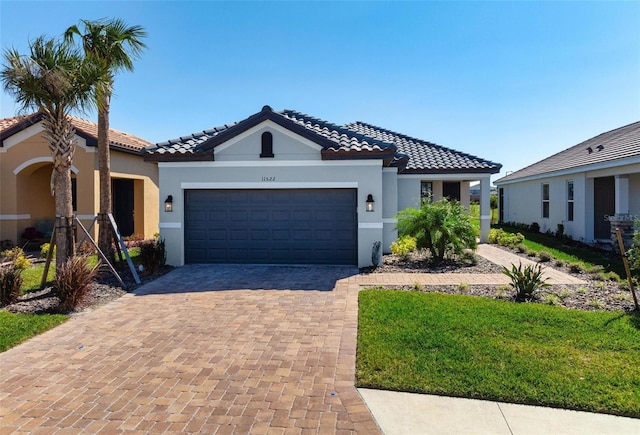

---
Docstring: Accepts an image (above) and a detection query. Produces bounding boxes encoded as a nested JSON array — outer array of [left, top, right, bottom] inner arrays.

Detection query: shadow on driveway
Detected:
[[134, 264, 360, 295]]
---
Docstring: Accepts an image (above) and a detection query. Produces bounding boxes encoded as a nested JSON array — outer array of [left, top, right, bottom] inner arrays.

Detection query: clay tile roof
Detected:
[[0, 112, 152, 153], [344, 121, 501, 173], [495, 121, 640, 183], [146, 106, 501, 174]]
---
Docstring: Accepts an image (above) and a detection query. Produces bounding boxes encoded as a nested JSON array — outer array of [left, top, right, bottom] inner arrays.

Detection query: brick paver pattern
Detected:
[[0, 266, 379, 434]]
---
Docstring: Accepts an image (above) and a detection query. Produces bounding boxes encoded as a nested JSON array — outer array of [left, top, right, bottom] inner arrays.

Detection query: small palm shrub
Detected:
[[55, 255, 97, 311], [502, 261, 550, 300], [396, 198, 477, 263], [390, 236, 417, 260], [139, 238, 166, 275]]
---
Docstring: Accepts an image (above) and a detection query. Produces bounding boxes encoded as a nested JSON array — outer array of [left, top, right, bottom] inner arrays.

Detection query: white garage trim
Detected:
[[358, 222, 384, 229], [181, 182, 358, 189], [161, 160, 380, 168]]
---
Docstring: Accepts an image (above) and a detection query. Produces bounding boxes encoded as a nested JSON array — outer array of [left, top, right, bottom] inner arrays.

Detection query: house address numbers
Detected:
[[261, 176, 276, 181]]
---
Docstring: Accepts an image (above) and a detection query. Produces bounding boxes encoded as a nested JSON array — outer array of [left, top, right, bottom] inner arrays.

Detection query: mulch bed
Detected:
[[3, 263, 173, 316], [360, 248, 639, 312]]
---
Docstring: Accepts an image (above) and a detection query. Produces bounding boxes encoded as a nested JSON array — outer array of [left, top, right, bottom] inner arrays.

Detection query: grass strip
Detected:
[[0, 311, 68, 352], [357, 290, 640, 417]]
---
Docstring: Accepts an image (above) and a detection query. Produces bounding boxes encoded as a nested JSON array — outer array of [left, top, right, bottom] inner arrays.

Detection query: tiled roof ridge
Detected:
[[155, 123, 236, 147], [68, 115, 152, 148], [0, 112, 152, 150], [280, 109, 397, 151]]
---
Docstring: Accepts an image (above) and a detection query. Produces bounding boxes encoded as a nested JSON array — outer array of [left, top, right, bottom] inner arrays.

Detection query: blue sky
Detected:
[[1, 1, 639, 183]]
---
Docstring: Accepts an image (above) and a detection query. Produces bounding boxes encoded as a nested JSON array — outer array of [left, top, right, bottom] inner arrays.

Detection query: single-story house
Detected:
[[0, 112, 159, 246], [495, 120, 640, 246], [144, 106, 501, 268]]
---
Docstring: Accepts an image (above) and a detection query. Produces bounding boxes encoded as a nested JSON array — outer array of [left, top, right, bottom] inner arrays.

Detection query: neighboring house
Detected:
[[0, 112, 159, 246], [495, 121, 640, 245], [144, 106, 501, 267]]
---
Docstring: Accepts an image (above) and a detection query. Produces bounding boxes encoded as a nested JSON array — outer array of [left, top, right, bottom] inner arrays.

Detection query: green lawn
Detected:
[[21, 246, 141, 293], [357, 289, 640, 417], [0, 311, 68, 352]]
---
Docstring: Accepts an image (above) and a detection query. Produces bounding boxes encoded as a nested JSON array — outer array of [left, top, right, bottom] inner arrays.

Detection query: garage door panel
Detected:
[[185, 189, 356, 264]]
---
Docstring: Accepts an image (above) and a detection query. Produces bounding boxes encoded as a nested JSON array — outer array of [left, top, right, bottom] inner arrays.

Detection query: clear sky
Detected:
[[1, 1, 639, 183]]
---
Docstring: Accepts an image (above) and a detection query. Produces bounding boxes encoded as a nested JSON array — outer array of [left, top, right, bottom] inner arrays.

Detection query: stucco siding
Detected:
[[382, 169, 398, 254], [630, 173, 640, 215], [0, 126, 159, 243], [215, 122, 322, 162], [159, 160, 383, 268]]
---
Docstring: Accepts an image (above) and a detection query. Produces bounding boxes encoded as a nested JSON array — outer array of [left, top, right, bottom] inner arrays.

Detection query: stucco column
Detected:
[[479, 176, 491, 243], [614, 175, 629, 215]]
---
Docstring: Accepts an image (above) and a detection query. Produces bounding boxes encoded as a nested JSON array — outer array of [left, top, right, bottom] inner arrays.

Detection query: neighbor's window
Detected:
[[542, 183, 550, 218], [71, 177, 77, 212], [421, 181, 433, 201], [260, 131, 274, 157], [567, 180, 574, 222]]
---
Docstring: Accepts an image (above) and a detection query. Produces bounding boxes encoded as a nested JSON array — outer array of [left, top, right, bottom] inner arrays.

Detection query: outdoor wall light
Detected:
[[164, 195, 173, 213], [366, 194, 375, 212]]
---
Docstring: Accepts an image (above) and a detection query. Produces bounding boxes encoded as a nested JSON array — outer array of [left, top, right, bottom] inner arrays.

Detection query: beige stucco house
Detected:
[[0, 112, 159, 247], [145, 106, 501, 268]]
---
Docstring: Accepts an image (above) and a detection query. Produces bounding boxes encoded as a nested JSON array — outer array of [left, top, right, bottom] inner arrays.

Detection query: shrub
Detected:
[[55, 255, 97, 312], [537, 250, 552, 262], [1, 247, 31, 270], [516, 243, 527, 253], [530, 222, 540, 233], [40, 243, 56, 259], [139, 238, 166, 275], [0, 254, 25, 306], [1, 240, 14, 251], [396, 198, 477, 263], [569, 263, 584, 274], [391, 236, 417, 260], [502, 261, 550, 300], [459, 250, 478, 266], [488, 228, 525, 249]]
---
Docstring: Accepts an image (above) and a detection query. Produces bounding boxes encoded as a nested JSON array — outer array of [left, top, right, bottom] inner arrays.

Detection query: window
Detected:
[[260, 131, 274, 157], [420, 181, 432, 201], [71, 177, 77, 212], [542, 183, 549, 218], [567, 180, 574, 222]]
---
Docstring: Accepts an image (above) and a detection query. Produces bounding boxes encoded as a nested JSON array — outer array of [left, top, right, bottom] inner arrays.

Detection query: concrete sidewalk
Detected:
[[359, 389, 640, 435]]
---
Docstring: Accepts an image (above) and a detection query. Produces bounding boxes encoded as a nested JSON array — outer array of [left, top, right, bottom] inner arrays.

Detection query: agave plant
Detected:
[[503, 261, 550, 300]]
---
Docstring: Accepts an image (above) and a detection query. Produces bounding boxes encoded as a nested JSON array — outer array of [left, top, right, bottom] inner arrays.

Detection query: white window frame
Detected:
[[542, 183, 550, 218], [567, 180, 574, 222]]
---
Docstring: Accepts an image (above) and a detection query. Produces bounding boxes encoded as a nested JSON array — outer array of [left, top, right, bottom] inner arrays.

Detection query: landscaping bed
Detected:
[[3, 256, 172, 316], [363, 247, 638, 312]]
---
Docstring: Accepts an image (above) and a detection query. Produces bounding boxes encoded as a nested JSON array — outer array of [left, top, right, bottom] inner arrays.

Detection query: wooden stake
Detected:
[[615, 228, 639, 311]]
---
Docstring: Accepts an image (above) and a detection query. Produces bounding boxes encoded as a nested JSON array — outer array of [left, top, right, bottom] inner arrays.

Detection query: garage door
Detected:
[[185, 189, 357, 264]]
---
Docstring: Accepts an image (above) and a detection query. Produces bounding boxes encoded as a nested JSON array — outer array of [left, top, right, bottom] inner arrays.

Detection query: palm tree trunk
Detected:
[[42, 113, 77, 273], [97, 92, 115, 264]]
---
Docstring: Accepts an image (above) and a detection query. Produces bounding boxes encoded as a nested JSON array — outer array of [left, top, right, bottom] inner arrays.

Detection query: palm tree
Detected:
[[65, 18, 147, 262], [2, 36, 104, 271]]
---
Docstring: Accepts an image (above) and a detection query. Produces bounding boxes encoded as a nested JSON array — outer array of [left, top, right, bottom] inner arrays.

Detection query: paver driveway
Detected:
[[0, 265, 381, 434]]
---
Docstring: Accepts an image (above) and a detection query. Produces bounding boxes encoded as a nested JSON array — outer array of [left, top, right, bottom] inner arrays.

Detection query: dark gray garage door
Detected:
[[185, 189, 357, 264]]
